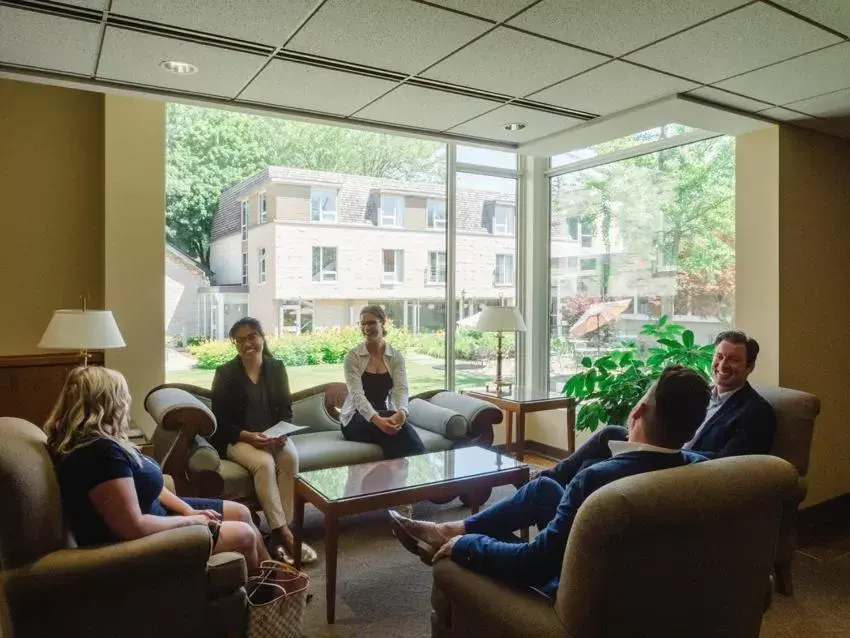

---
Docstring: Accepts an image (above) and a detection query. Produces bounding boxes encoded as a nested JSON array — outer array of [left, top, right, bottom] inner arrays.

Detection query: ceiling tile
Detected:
[[286, 0, 490, 74], [714, 43, 850, 106], [354, 85, 499, 131], [111, 0, 318, 46], [530, 61, 696, 116], [759, 107, 850, 139], [427, 0, 537, 22], [423, 27, 607, 97], [97, 27, 266, 97], [63, 0, 107, 9], [240, 60, 398, 115], [448, 105, 582, 143], [772, 0, 850, 37], [686, 87, 773, 112], [626, 3, 842, 84], [785, 88, 850, 120], [509, 0, 745, 57], [0, 7, 100, 76], [757, 107, 807, 122]]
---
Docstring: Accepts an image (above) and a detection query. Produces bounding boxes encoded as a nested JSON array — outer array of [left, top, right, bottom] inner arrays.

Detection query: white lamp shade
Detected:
[[38, 310, 126, 350], [476, 306, 527, 333]]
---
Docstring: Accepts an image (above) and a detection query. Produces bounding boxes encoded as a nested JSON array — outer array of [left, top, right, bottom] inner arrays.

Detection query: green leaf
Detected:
[[658, 314, 668, 326], [581, 357, 593, 368], [619, 350, 634, 365], [657, 338, 683, 350], [596, 357, 617, 370], [682, 330, 695, 348]]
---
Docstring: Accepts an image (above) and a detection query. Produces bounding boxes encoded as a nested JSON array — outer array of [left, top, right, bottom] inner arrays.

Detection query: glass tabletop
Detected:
[[298, 447, 525, 503], [465, 385, 564, 402]]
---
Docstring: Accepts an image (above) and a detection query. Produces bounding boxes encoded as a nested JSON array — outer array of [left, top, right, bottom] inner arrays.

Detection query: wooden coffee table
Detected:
[[292, 447, 529, 623]]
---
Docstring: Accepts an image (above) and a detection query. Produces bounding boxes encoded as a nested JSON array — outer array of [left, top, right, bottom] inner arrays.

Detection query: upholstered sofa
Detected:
[[143, 382, 502, 505], [431, 455, 799, 638], [0, 417, 247, 638]]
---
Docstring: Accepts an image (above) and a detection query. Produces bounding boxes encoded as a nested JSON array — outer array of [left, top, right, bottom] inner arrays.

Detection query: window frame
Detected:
[[379, 194, 405, 228], [493, 203, 515, 236], [258, 192, 267, 224], [258, 247, 267, 284], [494, 253, 515, 286], [579, 257, 597, 272], [240, 200, 249, 240], [310, 187, 338, 222], [382, 248, 404, 284], [311, 246, 338, 282], [241, 251, 248, 285], [426, 250, 447, 285], [427, 199, 446, 230]]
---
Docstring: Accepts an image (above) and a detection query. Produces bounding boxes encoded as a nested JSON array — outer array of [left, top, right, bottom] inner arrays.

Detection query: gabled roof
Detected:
[[211, 166, 516, 242], [166, 242, 209, 276]]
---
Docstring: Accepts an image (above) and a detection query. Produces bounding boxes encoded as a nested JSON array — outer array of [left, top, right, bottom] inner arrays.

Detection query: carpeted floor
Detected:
[[296, 486, 850, 637]]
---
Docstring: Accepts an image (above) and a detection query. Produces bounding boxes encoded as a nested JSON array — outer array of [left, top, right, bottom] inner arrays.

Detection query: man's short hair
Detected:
[[645, 366, 710, 448], [715, 330, 759, 366]]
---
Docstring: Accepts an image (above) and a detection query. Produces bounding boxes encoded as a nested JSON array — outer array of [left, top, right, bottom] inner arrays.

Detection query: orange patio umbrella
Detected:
[[568, 298, 632, 339]]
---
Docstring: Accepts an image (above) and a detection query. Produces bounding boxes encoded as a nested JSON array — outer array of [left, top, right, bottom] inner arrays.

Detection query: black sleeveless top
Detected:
[[362, 371, 393, 412]]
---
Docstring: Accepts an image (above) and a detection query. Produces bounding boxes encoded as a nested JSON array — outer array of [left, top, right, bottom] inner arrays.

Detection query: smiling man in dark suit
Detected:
[[538, 330, 776, 487]]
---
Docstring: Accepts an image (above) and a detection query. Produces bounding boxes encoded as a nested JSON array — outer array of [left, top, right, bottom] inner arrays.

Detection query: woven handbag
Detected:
[[246, 560, 310, 638]]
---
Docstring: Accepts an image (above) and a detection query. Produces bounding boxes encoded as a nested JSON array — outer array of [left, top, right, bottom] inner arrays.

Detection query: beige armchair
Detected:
[[0, 417, 248, 638], [431, 455, 798, 638]]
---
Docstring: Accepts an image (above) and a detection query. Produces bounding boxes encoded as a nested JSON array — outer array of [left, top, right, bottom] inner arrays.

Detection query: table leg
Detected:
[[292, 492, 305, 570], [516, 411, 526, 461], [325, 515, 339, 624], [504, 410, 514, 457]]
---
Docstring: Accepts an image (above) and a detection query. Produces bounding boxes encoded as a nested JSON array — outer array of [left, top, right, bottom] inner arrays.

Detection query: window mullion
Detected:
[[446, 144, 457, 391]]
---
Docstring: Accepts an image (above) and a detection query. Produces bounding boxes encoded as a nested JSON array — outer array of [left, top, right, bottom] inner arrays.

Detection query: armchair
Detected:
[[431, 455, 799, 638], [0, 417, 247, 638]]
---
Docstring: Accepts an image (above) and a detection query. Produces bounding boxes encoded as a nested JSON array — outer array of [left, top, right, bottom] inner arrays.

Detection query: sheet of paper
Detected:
[[263, 421, 308, 439]]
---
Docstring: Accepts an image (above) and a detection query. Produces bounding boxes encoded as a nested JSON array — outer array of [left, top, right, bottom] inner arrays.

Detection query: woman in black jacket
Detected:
[[210, 317, 316, 564]]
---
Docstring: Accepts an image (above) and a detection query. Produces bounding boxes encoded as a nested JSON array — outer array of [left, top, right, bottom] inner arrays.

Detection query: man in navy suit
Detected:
[[389, 366, 710, 595], [539, 330, 776, 486]]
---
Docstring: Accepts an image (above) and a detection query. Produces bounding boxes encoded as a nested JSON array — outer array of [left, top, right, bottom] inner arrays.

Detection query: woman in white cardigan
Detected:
[[339, 305, 426, 459]]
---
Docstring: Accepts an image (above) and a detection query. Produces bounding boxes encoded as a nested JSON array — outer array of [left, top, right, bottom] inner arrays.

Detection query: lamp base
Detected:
[[486, 380, 513, 395]]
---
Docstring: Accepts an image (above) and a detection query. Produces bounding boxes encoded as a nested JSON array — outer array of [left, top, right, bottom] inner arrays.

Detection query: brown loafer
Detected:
[[388, 510, 436, 566]]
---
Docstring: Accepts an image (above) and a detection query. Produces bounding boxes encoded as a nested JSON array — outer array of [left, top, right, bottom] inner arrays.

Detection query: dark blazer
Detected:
[[690, 382, 776, 458], [452, 450, 707, 595], [209, 355, 293, 456]]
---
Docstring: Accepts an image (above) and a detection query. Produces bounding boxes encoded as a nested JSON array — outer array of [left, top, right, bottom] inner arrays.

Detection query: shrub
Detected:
[[190, 340, 237, 369]]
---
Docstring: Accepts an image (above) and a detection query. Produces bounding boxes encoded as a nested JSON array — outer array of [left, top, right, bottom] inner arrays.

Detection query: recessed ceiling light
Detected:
[[503, 122, 527, 132], [160, 60, 198, 75]]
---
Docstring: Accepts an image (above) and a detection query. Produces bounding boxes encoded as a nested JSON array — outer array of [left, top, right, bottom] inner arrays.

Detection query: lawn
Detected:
[[166, 360, 491, 395]]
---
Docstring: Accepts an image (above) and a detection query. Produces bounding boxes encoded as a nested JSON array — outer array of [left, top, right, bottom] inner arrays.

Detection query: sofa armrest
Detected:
[[432, 560, 564, 638], [428, 392, 502, 447], [408, 398, 469, 439]]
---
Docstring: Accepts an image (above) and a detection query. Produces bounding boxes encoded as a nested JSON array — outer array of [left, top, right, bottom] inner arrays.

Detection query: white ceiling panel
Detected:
[[686, 87, 773, 112], [98, 27, 266, 97], [627, 3, 842, 84], [286, 0, 490, 74], [714, 43, 850, 106], [448, 104, 582, 143], [423, 27, 607, 97], [0, 7, 100, 76], [772, 0, 850, 37], [354, 85, 499, 131], [111, 0, 318, 46], [760, 107, 850, 139], [63, 0, 108, 9], [785, 88, 850, 120], [530, 61, 696, 116], [509, 0, 745, 57], [240, 60, 398, 116], [427, 0, 537, 22], [757, 107, 806, 123]]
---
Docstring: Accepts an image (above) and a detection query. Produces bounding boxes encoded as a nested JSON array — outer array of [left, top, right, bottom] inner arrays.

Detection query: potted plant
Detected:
[[562, 316, 714, 432]]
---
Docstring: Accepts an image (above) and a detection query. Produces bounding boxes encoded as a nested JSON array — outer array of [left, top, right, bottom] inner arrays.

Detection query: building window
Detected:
[[493, 204, 515, 235], [427, 251, 446, 284], [241, 251, 248, 285], [380, 194, 405, 227], [580, 258, 597, 272], [310, 187, 338, 222], [259, 193, 267, 223], [382, 249, 404, 283], [494, 254, 514, 286], [581, 220, 593, 248], [258, 248, 267, 284], [565, 217, 593, 247], [427, 199, 446, 229], [312, 246, 337, 282], [240, 200, 249, 240], [566, 218, 579, 241]]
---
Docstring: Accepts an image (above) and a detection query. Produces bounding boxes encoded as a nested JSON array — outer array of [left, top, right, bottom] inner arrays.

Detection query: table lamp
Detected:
[[476, 305, 526, 394], [38, 300, 126, 366]]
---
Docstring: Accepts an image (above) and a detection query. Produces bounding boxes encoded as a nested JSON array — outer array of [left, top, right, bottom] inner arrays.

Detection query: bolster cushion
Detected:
[[407, 398, 468, 439], [187, 436, 221, 473]]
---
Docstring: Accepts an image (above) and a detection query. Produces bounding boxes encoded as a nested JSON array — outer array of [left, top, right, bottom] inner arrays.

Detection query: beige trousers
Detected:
[[226, 440, 299, 530]]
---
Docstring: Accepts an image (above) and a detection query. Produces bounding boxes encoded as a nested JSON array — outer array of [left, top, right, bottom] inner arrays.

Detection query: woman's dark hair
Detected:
[[229, 317, 272, 357]]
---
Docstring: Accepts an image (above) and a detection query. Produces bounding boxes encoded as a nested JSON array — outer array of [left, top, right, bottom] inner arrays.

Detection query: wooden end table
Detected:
[[464, 387, 576, 460], [292, 447, 529, 624]]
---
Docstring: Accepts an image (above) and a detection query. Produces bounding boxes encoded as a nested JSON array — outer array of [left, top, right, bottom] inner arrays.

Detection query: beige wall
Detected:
[[0, 79, 104, 354], [737, 125, 850, 506], [103, 95, 165, 437]]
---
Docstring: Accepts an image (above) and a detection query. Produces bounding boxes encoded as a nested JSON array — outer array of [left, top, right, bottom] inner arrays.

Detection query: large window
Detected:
[[549, 134, 735, 390], [382, 249, 404, 283], [494, 254, 514, 286], [427, 251, 446, 284], [310, 187, 337, 222], [311, 246, 337, 282], [380, 194, 405, 227]]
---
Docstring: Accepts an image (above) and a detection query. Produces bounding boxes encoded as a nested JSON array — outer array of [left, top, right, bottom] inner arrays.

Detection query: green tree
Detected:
[[166, 104, 444, 267]]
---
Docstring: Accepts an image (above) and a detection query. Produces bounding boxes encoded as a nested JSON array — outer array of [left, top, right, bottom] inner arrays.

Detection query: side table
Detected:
[[463, 387, 575, 460]]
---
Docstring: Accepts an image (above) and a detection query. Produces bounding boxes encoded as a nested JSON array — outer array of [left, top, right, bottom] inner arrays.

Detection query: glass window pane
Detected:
[[457, 144, 517, 170], [551, 124, 702, 168], [549, 136, 735, 392]]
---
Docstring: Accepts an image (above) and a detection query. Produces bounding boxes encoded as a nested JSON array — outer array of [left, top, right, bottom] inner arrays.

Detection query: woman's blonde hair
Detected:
[[360, 304, 389, 334], [44, 366, 140, 463]]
